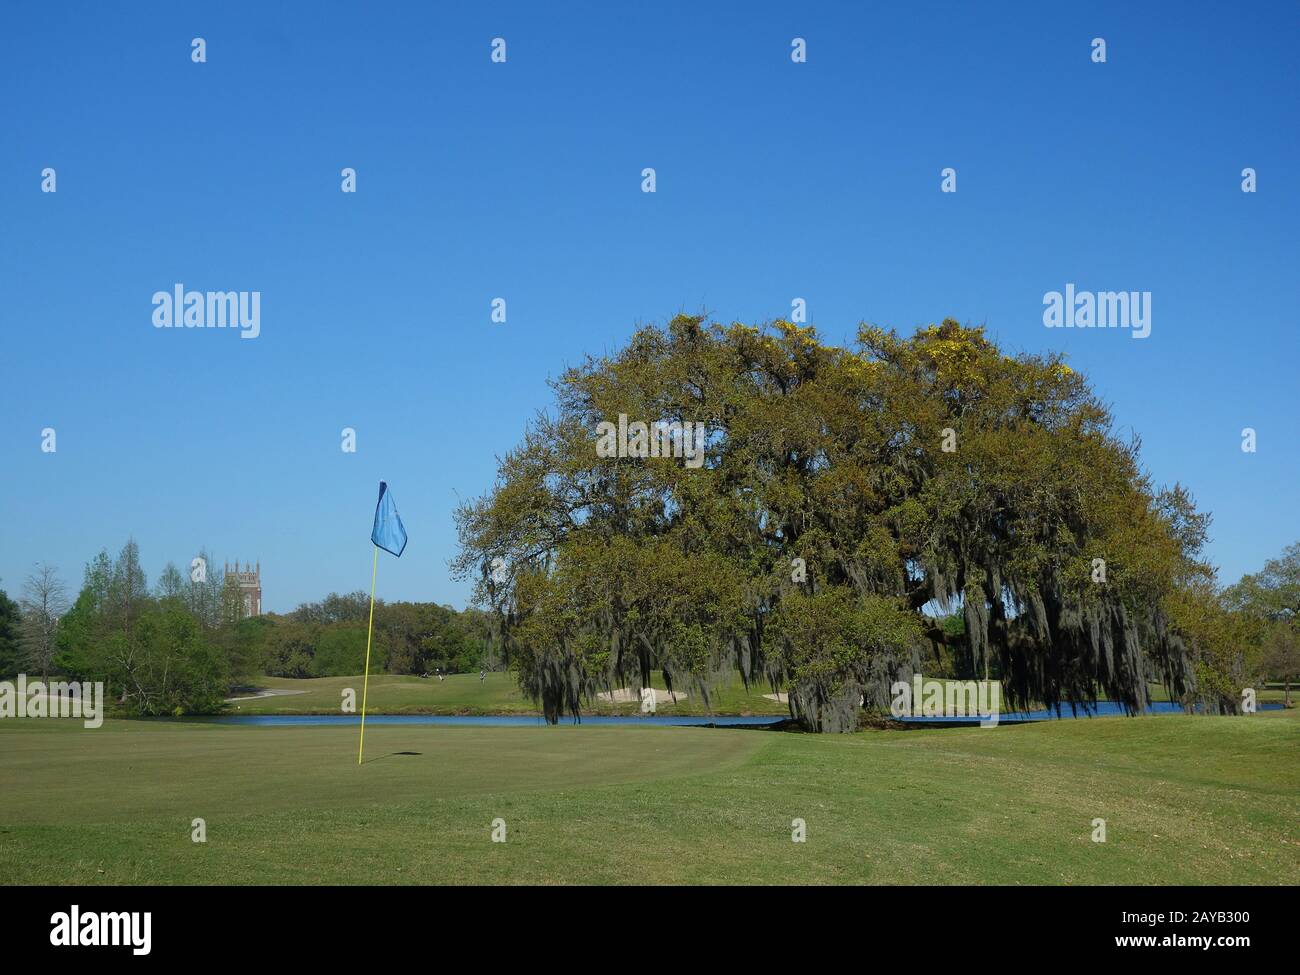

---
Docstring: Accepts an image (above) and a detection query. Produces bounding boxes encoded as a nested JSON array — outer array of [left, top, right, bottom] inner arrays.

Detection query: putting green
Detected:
[[1, 710, 1296, 885]]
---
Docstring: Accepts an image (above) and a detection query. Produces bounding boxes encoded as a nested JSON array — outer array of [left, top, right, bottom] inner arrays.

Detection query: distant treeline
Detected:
[[3, 531, 1295, 721], [0, 541, 492, 716], [250, 591, 492, 679]]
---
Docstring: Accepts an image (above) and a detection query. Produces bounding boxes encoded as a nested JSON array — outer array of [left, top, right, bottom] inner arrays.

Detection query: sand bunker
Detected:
[[596, 687, 687, 704], [224, 687, 308, 702]]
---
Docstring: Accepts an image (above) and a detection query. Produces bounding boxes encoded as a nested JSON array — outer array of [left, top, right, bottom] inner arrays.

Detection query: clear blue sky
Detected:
[[2, 1, 1297, 612]]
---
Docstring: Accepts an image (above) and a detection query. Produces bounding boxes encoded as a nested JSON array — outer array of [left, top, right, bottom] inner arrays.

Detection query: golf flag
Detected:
[[371, 481, 407, 557], [359, 480, 407, 765]]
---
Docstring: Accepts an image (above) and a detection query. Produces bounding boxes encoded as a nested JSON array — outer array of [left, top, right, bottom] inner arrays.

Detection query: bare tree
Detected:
[[21, 563, 69, 682]]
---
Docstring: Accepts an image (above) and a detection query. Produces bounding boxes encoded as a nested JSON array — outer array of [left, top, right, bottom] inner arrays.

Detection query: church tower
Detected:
[[225, 561, 263, 618]]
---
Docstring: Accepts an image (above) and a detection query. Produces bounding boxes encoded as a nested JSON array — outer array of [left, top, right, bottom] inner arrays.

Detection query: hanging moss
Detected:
[[454, 317, 1204, 732]]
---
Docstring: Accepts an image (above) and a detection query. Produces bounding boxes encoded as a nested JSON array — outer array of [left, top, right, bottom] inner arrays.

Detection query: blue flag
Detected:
[[371, 481, 407, 557]]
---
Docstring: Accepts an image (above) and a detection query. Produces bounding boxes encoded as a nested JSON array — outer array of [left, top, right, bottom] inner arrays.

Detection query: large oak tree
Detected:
[[455, 316, 1204, 731]]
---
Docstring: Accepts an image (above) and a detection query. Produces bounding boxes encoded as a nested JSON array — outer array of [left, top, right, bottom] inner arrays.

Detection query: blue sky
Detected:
[[2, 1, 1297, 612]]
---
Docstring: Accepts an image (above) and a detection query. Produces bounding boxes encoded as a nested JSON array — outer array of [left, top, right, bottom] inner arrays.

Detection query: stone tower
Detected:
[[225, 561, 262, 618]]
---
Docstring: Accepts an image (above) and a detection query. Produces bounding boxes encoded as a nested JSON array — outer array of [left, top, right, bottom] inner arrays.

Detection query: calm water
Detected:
[[895, 700, 1284, 724], [207, 701, 1282, 728], [210, 714, 785, 727]]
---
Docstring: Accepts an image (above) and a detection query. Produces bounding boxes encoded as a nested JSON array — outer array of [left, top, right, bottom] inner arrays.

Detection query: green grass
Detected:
[[223, 673, 1295, 718], [227, 671, 789, 716], [1, 708, 1296, 884]]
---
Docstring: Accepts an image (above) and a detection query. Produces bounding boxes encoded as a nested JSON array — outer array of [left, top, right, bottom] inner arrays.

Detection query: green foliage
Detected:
[[55, 541, 230, 715], [764, 588, 922, 732], [261, 619, 317, 678], [311, 624, 368, 677], [1166, 580, 1263, 715], [129, 605, 229, 714], [455, 315, 1204, 730], [0, 584, 22, 678], [1225, 542, 1300, 625], [212, 614, 275, 682], [1224, 541, 1300, 705], [1261, 623, 1300, 705], [155, 562, 186, 603], [252, 596, 488, 679]]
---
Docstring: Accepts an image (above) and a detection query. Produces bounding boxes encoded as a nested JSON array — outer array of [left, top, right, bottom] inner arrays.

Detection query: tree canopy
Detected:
[[0, 582, 22, 678], [51, 542, 492, 715], [455, 316, 1206, 731], [1224, 542, 1300, 706]]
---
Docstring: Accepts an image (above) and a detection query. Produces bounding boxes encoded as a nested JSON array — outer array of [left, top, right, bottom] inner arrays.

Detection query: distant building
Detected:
[[225, 561, 262, 618]]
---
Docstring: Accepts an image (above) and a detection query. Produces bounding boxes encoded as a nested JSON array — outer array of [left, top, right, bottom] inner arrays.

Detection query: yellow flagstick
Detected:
[[357, 543, 379, 765]]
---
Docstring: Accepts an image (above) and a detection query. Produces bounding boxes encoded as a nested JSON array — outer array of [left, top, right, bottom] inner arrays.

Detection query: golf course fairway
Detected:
[[1, 709, 1296, 885]]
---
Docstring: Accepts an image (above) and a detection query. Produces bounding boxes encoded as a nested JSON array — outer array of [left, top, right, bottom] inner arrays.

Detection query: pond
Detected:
[[205, 701, 1284, 728], [209, 714, 785, 727], [894, 700, 1285, 724]]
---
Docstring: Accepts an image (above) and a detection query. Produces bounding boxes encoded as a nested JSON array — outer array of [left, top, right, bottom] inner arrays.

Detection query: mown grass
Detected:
[[1, 708, 1295, 885], [224, 673, 1294, 718], [226, 672, 789, 716]]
